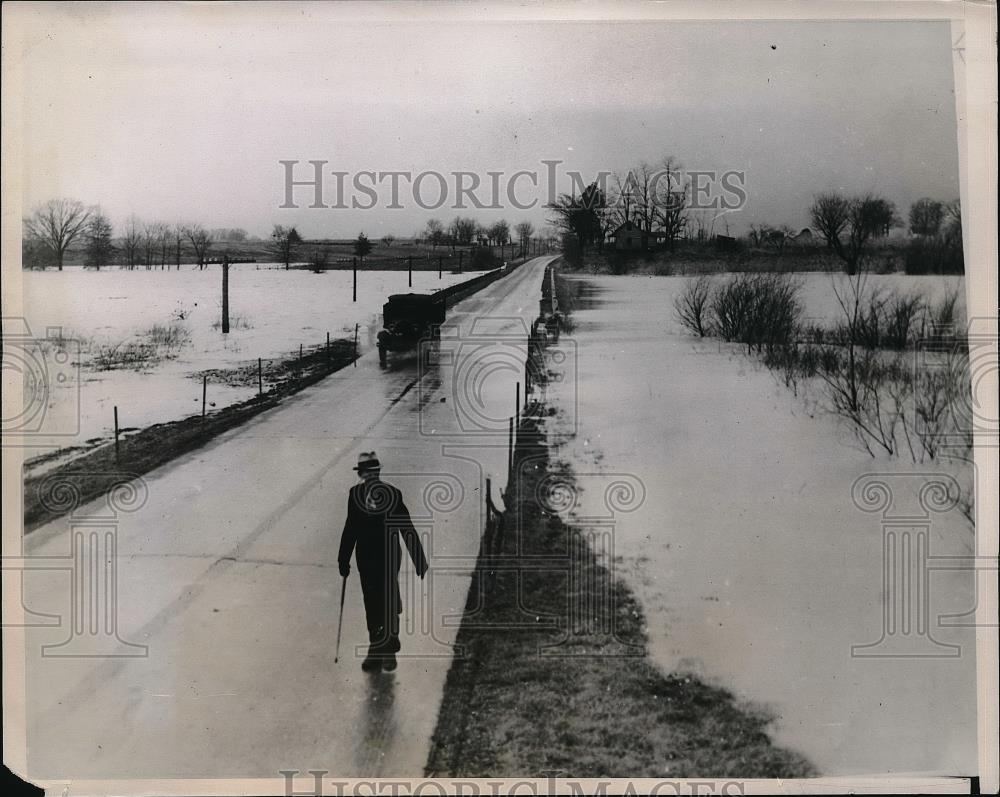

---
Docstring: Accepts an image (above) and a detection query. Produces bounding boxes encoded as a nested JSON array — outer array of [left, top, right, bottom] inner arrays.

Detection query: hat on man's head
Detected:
[[353, 451, 381, 472]]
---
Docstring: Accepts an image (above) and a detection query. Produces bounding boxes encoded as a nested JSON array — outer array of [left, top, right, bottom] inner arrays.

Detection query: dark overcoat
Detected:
[[338, 481, 428, 642]]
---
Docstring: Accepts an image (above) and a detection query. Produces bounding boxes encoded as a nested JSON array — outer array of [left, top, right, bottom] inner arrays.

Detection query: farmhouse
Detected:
[[611, 220, 665, 251], [786, 228, 813, 246], [714, 234, 741, 252]]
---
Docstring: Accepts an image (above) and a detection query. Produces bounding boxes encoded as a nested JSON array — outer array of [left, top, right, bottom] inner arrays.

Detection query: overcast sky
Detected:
[[8, 4, 960, 238]]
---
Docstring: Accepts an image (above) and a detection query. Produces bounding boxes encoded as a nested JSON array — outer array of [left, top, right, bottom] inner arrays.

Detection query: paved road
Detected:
[[19, 257, 553, 781]]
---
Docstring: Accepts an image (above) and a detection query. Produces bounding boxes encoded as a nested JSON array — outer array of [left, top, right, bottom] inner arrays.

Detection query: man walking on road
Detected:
[[339, 451, 428, 672]]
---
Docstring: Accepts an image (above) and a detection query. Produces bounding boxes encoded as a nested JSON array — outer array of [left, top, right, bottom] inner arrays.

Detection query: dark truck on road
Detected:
[[377, 292, 446, 366]]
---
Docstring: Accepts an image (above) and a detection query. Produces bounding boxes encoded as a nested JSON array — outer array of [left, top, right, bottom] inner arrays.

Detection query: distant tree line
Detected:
[[414, 216, 548, 258], [18, 199, 571, 273], [534, 154, 964, 275], [21, 200, 229, 271]]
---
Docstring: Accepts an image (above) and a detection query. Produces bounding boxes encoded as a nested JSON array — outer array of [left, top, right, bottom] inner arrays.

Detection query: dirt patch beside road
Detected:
[[425, 409, 816, 778]]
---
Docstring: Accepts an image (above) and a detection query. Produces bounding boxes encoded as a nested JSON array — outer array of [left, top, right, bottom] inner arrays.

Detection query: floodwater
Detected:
[[545, 273, 977, 776], [17, 265, 487, 452]]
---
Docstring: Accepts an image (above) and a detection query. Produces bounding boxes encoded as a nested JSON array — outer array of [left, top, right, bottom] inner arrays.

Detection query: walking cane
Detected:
[[334, 574, 348, 663]]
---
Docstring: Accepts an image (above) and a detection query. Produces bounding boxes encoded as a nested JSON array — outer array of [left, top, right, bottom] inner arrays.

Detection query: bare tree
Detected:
[[547, 182, 605, 252], [607, 158, 687, 251], [353, 232, 372, 265], [633, 163, 659, 239], [84, 212, 115, 270], [142, 221, 169, 268], [451, 216, 478, 245], [514, 221, 534, 257], [119, 215, 143, 269], [748, 223, 772, 248], [909, 198, 944, 237], [810, 192, 895, 275], [943, 199, 961, 230], [609, 170, 638, 229], [609, 163, 658, 246], [653, 157, 689, 251], [23, 198, 93, 270], [674, 275, 714, 337], [156, 226, 167, 267], [690, 209, 719, 243], [596, 202, 616, 251], [772, 224, 795, 255], [813, 271, 904, 456], [424, 219, 445, 249], [308, 247, 329, 273], [752, 223, 795, 255], [488, 219, 511, 247], [809, 192, 850, 253], [172, 224, 186, 268], [185, 224, 213, 269], [270, 224, 303, 270], [868, 198, 900, 238], [140, 222, 163, 269]]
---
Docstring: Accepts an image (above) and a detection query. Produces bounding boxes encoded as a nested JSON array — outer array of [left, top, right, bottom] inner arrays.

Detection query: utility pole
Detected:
[[221, 253, 230, 334]]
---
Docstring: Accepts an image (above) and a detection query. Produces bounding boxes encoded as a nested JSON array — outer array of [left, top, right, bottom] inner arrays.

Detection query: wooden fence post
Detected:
[[507, 416, 514, 487], [515, 381, 520, 429], [114, 405, 120, 464], [485, 476, 493, 548]]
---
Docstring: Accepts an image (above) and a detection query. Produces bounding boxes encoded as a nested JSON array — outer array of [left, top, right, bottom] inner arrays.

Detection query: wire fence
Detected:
[[481, 263, 559, 573]]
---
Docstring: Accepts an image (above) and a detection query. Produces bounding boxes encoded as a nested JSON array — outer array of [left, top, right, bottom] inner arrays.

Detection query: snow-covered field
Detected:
[[794, 272, 965, 326], [545, 273, 975, 776], [18, 265, 487, 456]]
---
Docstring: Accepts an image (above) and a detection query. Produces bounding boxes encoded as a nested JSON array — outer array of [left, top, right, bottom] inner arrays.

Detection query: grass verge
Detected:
[[425, 412, 816, 779], [22, 339, 357, 533]]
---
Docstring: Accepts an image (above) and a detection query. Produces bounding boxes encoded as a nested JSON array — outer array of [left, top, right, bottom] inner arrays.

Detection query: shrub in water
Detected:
[[709, 273, 802, 352], [673, 275, 714, 337]]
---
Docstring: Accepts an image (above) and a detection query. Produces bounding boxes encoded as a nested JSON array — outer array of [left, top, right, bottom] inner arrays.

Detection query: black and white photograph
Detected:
[[2, 2, 997, 795]]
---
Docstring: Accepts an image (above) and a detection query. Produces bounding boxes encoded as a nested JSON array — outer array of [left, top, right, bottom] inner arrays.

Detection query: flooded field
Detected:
[[545, 272, 976, 776], [17, 265, 486, 456]]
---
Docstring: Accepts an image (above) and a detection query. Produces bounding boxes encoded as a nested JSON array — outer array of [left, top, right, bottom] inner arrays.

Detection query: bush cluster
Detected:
[[674, 272, 801, 352], [674, 274, 972, 484]]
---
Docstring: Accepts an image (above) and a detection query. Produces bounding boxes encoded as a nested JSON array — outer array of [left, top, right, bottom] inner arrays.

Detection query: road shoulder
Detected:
[[425, 314, 816, 779]]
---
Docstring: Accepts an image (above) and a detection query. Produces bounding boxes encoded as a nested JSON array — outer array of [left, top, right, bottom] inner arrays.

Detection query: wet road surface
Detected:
[[18, 257, 553, 781]]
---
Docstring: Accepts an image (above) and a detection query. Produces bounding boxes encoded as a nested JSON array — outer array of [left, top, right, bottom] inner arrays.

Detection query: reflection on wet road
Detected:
[[22, 257, 554, 780], [354, 674, 398, 772]]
